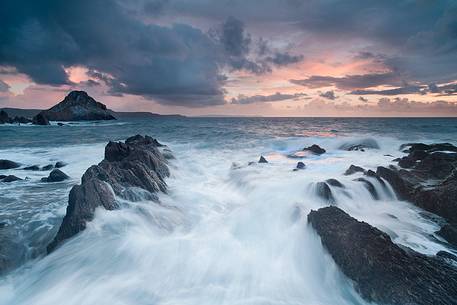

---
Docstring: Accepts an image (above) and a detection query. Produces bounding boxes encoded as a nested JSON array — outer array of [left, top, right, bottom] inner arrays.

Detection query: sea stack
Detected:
[[33, 91, 116, 122]]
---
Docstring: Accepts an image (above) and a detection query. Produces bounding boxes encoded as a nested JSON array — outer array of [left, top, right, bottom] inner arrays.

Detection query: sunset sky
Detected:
[[1, 0, 457, 116]]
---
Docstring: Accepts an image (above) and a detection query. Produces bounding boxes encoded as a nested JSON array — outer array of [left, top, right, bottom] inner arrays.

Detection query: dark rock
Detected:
[[41, 164, 54, 171], [296, 162, 306, 169], [376, 166, 412, 200], [55, 161, 67, 168], [47, 135, 169, 252], [0, 110, 11, 124], [414, 152, 457, 179], [258, 156, 268, 163], [339, 138, 380, 151], [325, 178, 344, 188], [401, 142, 457, 153], [437, 224, 457, 248], [23, 165, 40, 171], [41, 169, 70, 182], [57, 122, 65, 126], [343, 164, 365, 175], [0, 159, 20, 169], [1, 175, 22, 182], [308, 206, 457, 305], [35, 91, 116, 122], [364, 169, 376, 177], [437, 251, 457, 262], [315, 182, 335, 204], [32, 113, 50, 125], [303, 144, 326, 155], [11, 116, 31, 124], [398, 156, 416, 168], [355, 178, 379, 200], [0, 175, 6, 179]]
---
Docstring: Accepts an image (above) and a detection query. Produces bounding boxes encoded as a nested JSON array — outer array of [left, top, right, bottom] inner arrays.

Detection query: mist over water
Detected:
[[1, 117, 456, 305]]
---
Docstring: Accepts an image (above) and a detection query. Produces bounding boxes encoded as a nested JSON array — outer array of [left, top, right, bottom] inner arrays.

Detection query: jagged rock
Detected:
[[55, 161, 67, 168], [47, 135, 169, 252], [0, 175, 6, 179], [41, 164, 54, 171], [1, 175, 22, 182], [339, 138, 380, 151], [41, 169, 70, 182], [354, 178, 379, 200], [308, 206, 457, 305], [400, 142, 457, 153], [376, 166, 412, 200], [303, 144, 326, 155], [23, 165, 40, 171], [258, 156, 268, 163], [325, 178, 344, 188], [296, 162, 306, 169], [343, 164, 365, 175], [315, 182, 335, 204], [32, 113, 50, 125], [0, 159, 20, 169], [0, 110, 10, 124], [437, 224, 457, 248], [35, 91, 115, 122]]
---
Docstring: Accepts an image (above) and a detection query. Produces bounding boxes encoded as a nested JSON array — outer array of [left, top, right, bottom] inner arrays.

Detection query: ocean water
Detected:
[[0, 117, 456, 305]]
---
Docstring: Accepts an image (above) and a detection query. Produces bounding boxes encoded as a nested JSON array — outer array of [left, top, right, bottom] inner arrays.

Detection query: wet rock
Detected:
[[343, 164, 365, 175], [47, 135, 169, 252], [437, 251, 457, 262], [35, 91, 116, 122], [400, 142, 457, 153], [11, 116, 31, 124], [355, 178, 379, 200], [258, 156, 268, 163], [296, 162, 306, 169], [32, 113, 50, 125], [325, 178, 344, 188], [23, 165, 40, 171], [398, 156, 416, 168], [57, 122, 65, 126], [339, 138, 380, 151], [303, 144, 326, 155], [308, 206, 457, 305], [376, 166, 412, 200], [54, 161, 67, 168], [0, 160, 20, 169], [437, 224, 457, 248], [0, 175, 6, 179], [41, 164, 54, 171], [41, 169, 70, 182], [315, 182, 335, 204], [1, 175, 22, 182]]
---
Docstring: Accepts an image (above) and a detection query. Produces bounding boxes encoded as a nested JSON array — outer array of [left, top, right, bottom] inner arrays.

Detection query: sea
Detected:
[[0, 117, 456, 305]]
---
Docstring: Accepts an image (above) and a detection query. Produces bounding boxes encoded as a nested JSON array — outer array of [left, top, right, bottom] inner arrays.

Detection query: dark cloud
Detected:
[[290, 72, 402, 90], [319, 90, 337, 100], [358, 96, 369, 102], [351, 85, 426, 96], [0, 0, 226, 106], [231, 92, 307, 104], [265, 52, 304, 66]]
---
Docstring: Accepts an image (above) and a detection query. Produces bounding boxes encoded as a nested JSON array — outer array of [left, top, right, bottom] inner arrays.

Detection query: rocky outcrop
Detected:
[[0, 160, 20, 169], [258, 156, 268, 163], [41, 169, 70, 182], [34, 91, 116, 122], [47, 135, 170, 252], [343, 164, 365, 175], [308, 206, 457, 305], [1, 175, 22, 182], [296, 161, 306, 170], [303, 144, 326, 155], [32, 113, 50, 125], [0, 110, 32, 124]]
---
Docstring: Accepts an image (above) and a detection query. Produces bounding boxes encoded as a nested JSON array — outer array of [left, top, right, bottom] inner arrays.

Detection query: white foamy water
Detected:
[[0, 135, 454, 305]]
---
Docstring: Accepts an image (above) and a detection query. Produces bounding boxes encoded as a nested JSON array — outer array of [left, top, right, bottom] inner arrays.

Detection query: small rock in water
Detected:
[[1, 175, 22, 182], [303, 144, 326, 155], [57, 123, 65, 126], [258, 156, 268, 163], [54, 161, 67, 168], [0, 159, 20, 169], [343, 164, 365, 175], [296, 162, 306, 169], [325, 178, 344, 188], [41, 169, 70, 182], [23, 165, 40, 171], [41, 164, 54, 171], [315, 182, 335, 204], [355, 178, 379, 200]]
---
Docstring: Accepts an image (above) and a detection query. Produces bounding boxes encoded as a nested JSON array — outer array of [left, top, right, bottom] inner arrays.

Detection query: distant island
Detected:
[[0, 91, 185, 125]]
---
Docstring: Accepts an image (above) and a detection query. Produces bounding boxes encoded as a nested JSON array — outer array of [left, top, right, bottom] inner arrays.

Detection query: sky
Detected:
[[1, 0, 457, 117]]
